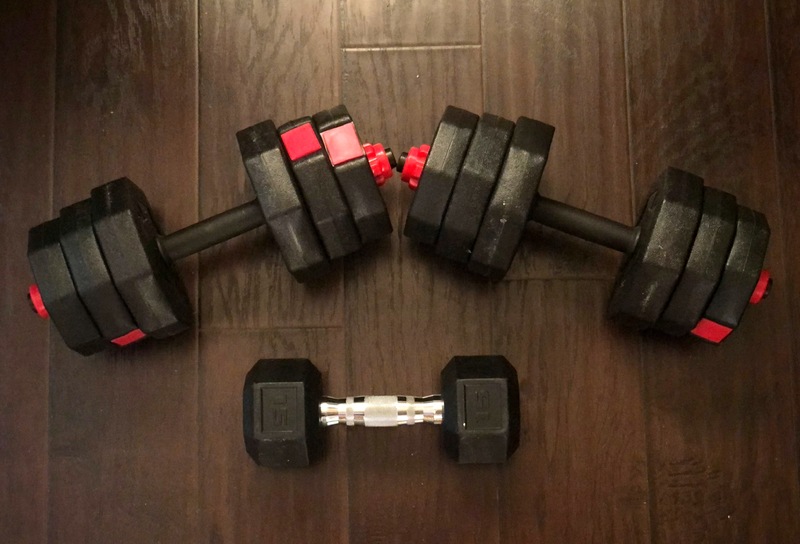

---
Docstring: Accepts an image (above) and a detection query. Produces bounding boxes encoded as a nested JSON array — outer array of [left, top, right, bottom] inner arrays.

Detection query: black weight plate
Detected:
[[27, 218, 107, 355], [468, 117, 555, 280], [700, 206, 770, 332], [91, 178, 192, 339], [654, 187, 737, 336], [403, 106, 479, 245], [312, 105, 392, 244], [608, 168, 704, 328], [436, 114, 514, 264], [278, 117, 361, 260], [59, 199, 140, 341], [237, 120, 329, 282]]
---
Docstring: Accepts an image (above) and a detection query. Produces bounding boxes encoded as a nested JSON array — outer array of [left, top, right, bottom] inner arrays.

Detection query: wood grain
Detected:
[[482, 0, 631, 281], [341, 0, 480, 47], [493, 280, 650, 543], [0, 2, 54, 543], [624, 0, 800, 541], [48, 2, 200, 542], [198, 0, 343, 331], [199, 329, 347, 543], [341, 48, 501, 543], [767, 0, 800, 490], [2, 1, 799, 541]]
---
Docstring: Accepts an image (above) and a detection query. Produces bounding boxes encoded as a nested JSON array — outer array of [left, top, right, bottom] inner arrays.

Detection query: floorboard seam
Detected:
[[762, 0, 800, 511]]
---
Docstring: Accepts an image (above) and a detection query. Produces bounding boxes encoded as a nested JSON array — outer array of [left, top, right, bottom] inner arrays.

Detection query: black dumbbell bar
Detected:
[[397, 107, 772, 344], [243, 356, 521, 468], [27, 105, 395, 355]]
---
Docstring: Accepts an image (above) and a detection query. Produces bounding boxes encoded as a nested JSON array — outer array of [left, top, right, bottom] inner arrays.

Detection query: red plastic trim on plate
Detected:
[[280, 123, 322, 161], [690, 318, 733, 344], [320, 122, 364, 166], [112, 328, 147, 347]]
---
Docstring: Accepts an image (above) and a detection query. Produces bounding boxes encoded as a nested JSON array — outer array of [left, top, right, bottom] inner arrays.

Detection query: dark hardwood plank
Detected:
[[198, 0, 342, 330], [624, 1, 800, 541], [482, 0, 631, 281], [341, 0, 480, 47], [767, 0, 800, 491], [341, 48, 500, 543], [199, 329, 347, 543], [48, 2, 200, 542], [493, 280, 650, 543], [0, 2, 55, 542]]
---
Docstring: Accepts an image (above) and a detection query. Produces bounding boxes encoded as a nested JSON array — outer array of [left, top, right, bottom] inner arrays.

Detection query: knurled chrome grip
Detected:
[[319, 395, 444, 427]]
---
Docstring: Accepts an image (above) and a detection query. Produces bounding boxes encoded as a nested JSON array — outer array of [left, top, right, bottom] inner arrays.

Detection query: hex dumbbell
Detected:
[[397, 106, 772, 343], [27, 105, 395, 355], [243, 356, 521, 467]]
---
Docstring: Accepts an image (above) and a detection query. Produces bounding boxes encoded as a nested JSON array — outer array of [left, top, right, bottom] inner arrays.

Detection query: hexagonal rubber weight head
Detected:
[[243, 358, 325, 468], [404, 106, 479, 245], [441, 355, 520, 464], [90, 178, 192, 339], [608, 168, 704, 328], [237, 120, 330, 282]]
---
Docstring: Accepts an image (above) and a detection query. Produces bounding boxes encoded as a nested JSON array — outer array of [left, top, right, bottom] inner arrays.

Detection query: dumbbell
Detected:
[[396, 106, 772, 344], [27, 105, 395, 355], [243, 355, 520, 467]]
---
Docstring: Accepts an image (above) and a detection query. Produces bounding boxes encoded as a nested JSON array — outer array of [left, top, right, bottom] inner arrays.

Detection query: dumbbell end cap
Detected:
[[749, 269, 771, 305], [28, 284, 49, 319], [363, 143, 395, 186], [399, 145, 430, 191]]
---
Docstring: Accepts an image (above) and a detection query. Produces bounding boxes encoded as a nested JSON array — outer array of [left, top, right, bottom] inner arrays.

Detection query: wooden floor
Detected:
[[1, 1, 799, 542]]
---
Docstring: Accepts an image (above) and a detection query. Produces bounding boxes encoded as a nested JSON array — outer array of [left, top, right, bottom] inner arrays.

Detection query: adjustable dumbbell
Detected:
[[397, 106, 772, 343], [243, 355, 520, 467], [27, 105, 395, 355]]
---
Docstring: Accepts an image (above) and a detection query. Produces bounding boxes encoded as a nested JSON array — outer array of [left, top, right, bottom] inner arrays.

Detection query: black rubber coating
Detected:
[[529, 197, 640, 254], [27, 218, 108, 355], [243, 358, 325, 468], [90, 178, 192, 339], [608, 168, 704, 328], [701, 206, 770, 331], [312, 105, 392, 244], [441, 355, 520, 464], [436, 113, 514, 263], [278, 117, 362, 260], [404, 106, 479, 245], [469, 117, 555, 280], [59, 199, 139, 340], [159, 200, 266, 262], [237, 120, 329, 283], [655, 187, 737, 336]]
